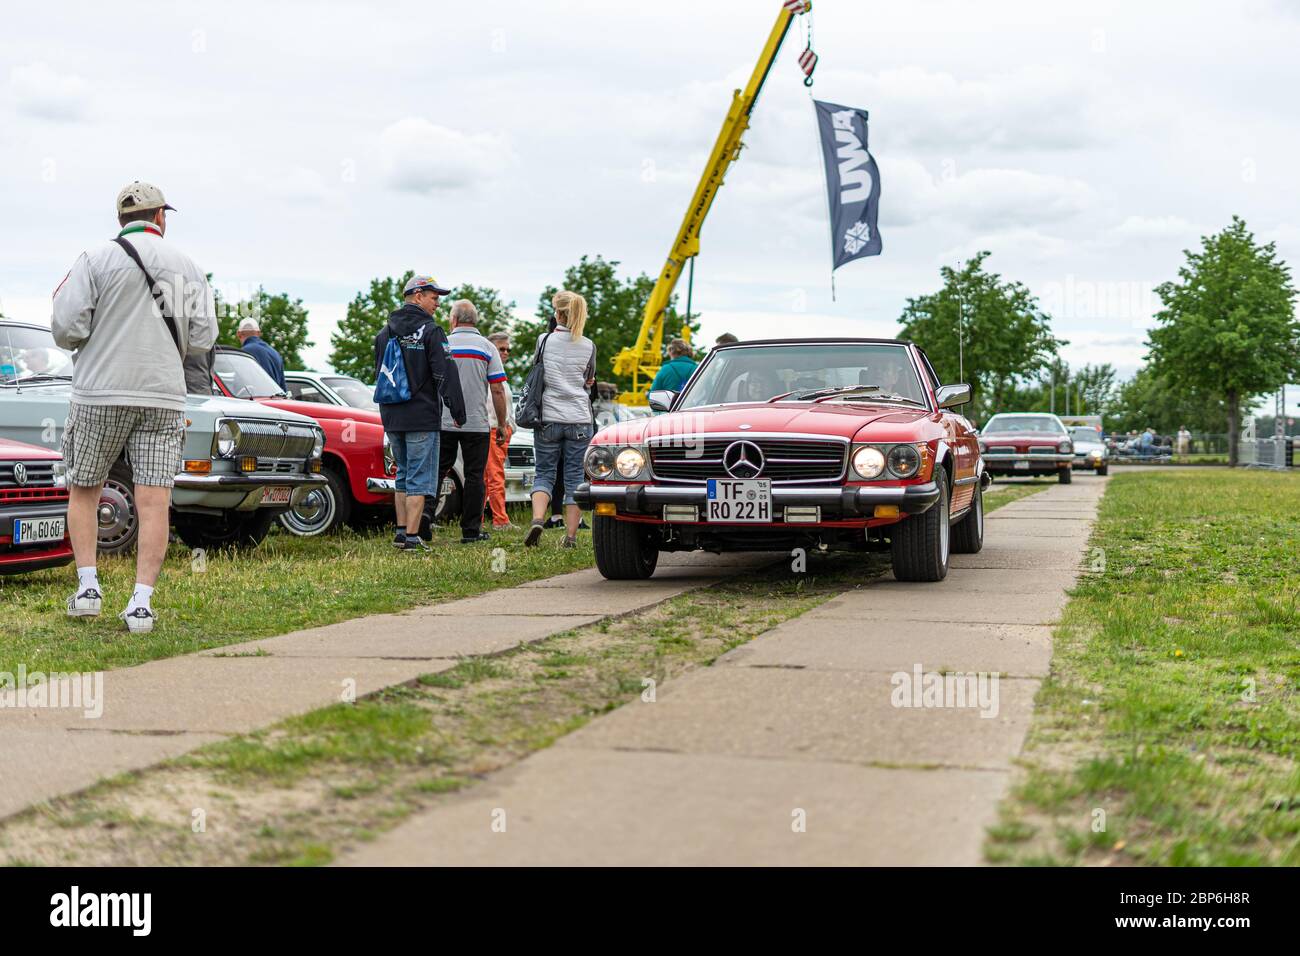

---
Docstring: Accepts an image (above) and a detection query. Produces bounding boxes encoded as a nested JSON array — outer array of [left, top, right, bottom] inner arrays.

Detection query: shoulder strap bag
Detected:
[[514, 332, 552, 430], [114, 237, 183, 358]]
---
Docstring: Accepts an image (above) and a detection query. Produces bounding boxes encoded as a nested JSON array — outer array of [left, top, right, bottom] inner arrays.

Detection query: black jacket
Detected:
[[373, 304, 467, 433]]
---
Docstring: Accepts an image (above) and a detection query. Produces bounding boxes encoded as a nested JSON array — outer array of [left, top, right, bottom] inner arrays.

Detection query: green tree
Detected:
[[898, 252, 1064, 422], [505, 254, 699, 392], [445, 283, 516, 339], [1146, 216, 1299, 465], [213, 286, 313, 369], [328, 272, 413, 381], [1107, 367, 1226, 436]]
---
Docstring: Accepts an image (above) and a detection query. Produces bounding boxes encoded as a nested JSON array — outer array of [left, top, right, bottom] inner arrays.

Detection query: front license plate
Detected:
[[13, 516, 65, 545], [260, 486, 292, 505], [1013, 460, 1031, 470], [706, 478, 771, 522]]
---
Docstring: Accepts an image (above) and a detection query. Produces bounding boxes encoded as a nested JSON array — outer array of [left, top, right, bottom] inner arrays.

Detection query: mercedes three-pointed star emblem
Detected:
[[723, 440, 764, 479]]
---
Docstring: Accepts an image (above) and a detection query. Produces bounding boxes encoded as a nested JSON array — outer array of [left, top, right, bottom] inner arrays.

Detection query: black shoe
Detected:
[[460, 531, 490, 544], [578, 519, 589, 530], [545, 515, 565, 529], [393, 530, 407, 548], [524, 521, 545, 547], [401, 535, 431, 552]]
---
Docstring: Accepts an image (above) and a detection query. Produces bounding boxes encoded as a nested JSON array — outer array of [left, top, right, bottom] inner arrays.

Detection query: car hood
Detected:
[[187, 393, 320, 426], [255, 397, 382, 425], [0, 436, 62, 459], [597, 402, 931, 444]]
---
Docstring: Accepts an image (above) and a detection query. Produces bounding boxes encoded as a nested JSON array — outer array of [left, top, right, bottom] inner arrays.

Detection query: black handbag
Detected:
[[515, 332, 551, 429]]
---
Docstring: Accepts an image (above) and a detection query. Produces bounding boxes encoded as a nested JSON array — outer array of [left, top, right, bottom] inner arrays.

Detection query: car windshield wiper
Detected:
[[814, 389, 927, 408], [768, 385, 877, 402], [13, 373, 73, 383]]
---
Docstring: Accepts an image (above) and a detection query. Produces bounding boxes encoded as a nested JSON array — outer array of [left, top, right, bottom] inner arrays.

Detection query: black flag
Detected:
[[814, 100, 882, 269]]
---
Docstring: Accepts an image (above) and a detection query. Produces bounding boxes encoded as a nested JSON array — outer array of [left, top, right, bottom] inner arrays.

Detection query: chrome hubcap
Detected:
[[280, 485, 335, 536], [97, 480, 137, 548]]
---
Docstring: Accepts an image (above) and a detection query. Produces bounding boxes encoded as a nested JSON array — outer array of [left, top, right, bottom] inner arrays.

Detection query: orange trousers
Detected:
[[484, 426, 512, 526]]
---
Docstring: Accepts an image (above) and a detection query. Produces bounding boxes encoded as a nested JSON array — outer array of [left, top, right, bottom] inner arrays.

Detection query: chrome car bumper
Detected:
[[173, 473, 327, 511], [574, 481, 940, 517], [982, 453, 1074, 463], [367, 477, 397, 494]]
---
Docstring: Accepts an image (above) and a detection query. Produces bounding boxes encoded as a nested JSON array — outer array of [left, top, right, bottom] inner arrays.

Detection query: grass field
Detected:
[[0, 517, 592, 675], [989, 469, 1300, 866]]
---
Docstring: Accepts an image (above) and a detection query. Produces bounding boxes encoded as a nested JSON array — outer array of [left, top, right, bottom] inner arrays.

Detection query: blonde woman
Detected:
[[525, 290, 596, 548]]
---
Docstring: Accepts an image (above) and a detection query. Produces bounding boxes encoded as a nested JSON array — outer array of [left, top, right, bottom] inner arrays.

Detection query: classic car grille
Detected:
[[986, 446, 1017, 455], [1028, 445, 1057, 455], [0, 460, 56, 488], [507, 446, 535, 467], [231, 420, 319, 460], [253, 460, 298, 474], [649, 437, 846, 483]]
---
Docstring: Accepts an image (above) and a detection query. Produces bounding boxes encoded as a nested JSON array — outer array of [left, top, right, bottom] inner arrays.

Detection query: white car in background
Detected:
[[1068, 425, 1109, 475]]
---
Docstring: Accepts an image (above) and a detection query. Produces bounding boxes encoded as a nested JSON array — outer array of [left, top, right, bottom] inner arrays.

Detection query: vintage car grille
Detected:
[[0, 460, 56, 488], [253, 460, 299, 474], [649, 437, 846, 484], [1028, 445, 1057, 455], [230, 419, 319, 461], [507, 446, 535, 467], [986, 445, 1017, 456]]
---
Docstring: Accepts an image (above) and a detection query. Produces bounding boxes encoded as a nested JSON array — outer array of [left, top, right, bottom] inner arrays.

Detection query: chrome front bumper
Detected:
[[574, 481, 940, 517], [983, 453, 1074, 465], [173, 472, 327, 511]]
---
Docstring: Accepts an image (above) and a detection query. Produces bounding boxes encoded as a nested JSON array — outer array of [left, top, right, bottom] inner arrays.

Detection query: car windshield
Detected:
[[324, 376, 377, 410], [984, 415, 1066, 434], [1070, 426, 1102, 442], [594, 400, 653, 427], [677, 343, 928, 410], [0, 324, 75, 385], [214, 350, 285, 399]]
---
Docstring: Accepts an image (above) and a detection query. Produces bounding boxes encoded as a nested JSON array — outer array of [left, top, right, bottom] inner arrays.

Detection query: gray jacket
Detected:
[[539, 328, 596, 425], [51, 225, 217, 412]]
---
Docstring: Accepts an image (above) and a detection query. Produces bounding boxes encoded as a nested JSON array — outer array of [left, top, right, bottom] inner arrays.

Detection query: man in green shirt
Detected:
[[649, 338, 697, 394]]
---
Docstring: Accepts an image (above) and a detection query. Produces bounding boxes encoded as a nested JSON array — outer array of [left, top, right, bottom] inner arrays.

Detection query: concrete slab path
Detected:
[[0, 552, 769, 821], [342, 475, 1108, 866]]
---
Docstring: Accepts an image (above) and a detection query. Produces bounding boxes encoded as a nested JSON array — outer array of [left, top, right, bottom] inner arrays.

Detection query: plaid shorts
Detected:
[[62, 402, 186, 488]]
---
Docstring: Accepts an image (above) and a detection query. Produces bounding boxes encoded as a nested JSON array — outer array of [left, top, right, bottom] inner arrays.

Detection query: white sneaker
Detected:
[[66, 587, 103, 618], [119, 606, 156, 633]]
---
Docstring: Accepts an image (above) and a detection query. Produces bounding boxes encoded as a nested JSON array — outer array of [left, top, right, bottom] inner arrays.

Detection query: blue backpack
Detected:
[[373, 326, 413, 404]]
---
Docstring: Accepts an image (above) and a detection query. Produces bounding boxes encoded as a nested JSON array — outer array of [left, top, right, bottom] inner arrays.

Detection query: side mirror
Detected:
[[647, 389, 677, 413], [935, 384, 972, 409]]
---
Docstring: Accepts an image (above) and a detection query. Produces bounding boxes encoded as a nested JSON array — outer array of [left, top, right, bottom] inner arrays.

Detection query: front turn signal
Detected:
[[183, 460, 211, 474], [874, 504, 900, 518], [595, 502, 617, 516]]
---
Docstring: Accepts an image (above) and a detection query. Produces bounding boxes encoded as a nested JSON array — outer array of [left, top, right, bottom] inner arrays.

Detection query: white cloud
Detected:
[[1112, 215, 1203, 240], [260, 167, 339, 205], [885, 159, 1093, 230], [9, 61, 90, 120], [377, 118, 516, 194]]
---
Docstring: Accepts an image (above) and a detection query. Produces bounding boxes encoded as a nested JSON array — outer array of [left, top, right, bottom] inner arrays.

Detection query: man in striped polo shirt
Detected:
[[438, 300, 508, 543]]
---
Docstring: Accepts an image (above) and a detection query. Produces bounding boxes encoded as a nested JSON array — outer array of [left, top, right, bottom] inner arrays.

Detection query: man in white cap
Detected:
[[237, 316, 286, 391], [51, 181, 216, 633]]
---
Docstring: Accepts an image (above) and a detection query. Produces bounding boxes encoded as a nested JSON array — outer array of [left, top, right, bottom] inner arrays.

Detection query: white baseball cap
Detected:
[[116, 181, 175, 215], [237, 318, 261, 334]]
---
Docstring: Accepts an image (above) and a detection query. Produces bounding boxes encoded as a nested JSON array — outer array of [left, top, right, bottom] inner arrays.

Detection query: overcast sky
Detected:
[[2, 0, 1298, 408]]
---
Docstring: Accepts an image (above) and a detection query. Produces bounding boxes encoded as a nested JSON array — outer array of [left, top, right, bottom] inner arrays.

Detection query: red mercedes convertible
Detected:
[[576, 338, 988, 582]]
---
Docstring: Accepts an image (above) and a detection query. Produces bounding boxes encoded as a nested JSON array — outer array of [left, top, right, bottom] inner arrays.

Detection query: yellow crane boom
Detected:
[[613, 1, 814, 405]]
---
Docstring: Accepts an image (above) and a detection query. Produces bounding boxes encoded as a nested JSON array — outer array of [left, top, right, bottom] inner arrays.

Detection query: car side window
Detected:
[[915, 348, 942, 389], [286, 381, 327, 404]]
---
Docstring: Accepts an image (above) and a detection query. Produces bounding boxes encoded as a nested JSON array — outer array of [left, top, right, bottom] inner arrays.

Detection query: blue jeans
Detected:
[[532, 421, 592, 506], [389, 430, 440, 497]]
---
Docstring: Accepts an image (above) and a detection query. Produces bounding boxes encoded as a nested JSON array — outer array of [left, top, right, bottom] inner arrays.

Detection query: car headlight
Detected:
[[615, 447, 647, 479], [584, 445, 615, 480], [977, 440, 987, 454], [310, 428, 325, 459], [214, 420, 239, 458], [887, 444, 921, 478], [52, 460, 67, 488], [1058, 440, 1073, 453], [383, 433, 396, 474], [851, 446, 886, 480]]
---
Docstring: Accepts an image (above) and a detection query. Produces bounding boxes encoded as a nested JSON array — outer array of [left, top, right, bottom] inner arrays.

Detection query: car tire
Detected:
[[96, 460, 140, 556], [1096, 464, 1109, 476], [593, 514, 658, 580], [1058, 467, 1073, 484], [175, 510, 277, 550], [278, 467, 350, 537], [890, 472, 950, 582], [950, 480, 984, 554]]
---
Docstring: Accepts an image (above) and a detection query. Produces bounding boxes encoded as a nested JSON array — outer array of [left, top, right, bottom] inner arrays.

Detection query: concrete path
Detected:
[[342, 475, 1108, 866], [0, 552, 768, 821]]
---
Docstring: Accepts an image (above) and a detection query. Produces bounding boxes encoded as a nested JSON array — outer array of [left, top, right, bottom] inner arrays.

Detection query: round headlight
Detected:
[[311, 429, 325, 459], [887, 444, 921, 478], [585, 445, 615, 479], [1058, 440, 1073, 453], [615, 447, 646, 479], [215, 421, 238, 458], [851, 446, 886, 480]]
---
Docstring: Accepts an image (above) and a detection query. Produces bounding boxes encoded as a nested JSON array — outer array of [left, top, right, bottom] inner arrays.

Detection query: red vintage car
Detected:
[[1, 437, 73, 575], [211, 348, 396, 536], [576, 338, 988, 582], [976, 412, 1075, 483]]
